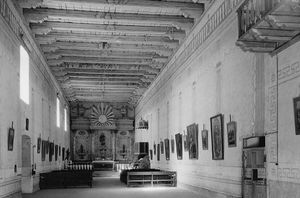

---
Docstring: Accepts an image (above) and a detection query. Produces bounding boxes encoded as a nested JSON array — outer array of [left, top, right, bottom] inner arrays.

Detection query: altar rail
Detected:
[[115, 162, 131, 172], [67, 162, 93, 171]]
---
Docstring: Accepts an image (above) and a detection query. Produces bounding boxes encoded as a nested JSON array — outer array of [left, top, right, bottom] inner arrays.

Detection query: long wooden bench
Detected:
[[122, 170, 177, 187], [40, 170, 93, 189]]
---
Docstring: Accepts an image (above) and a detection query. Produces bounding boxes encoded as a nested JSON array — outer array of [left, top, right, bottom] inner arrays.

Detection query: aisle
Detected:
[[23, 176, 201, 198]]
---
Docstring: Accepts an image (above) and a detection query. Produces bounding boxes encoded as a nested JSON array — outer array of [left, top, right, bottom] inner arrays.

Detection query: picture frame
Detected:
[[210, 114, 224, 160], [8, 127, 15, 151], [293, 96, 300, 135], [157, 143, 160, 161], [187, 124, 199, 159], [55, 145, 58, 161], [150, 149, 153, 160], [183, 134, 188, 152], [227, 121, 237, 147], [62, 147, 65, 160], [41, 140, 46, 161], [171, 139, 175, 153], [201, 129, 208, 150], [37, 137, 41, 153], [175, 133, 183, 160], [160, 141, 164, 154], [164, 139, 170, 160]]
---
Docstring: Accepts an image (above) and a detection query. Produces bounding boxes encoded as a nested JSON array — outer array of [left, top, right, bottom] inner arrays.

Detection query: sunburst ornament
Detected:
[[90, 103, 115, 126]]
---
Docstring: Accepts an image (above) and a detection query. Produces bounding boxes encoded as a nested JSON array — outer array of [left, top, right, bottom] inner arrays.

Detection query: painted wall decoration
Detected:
[[227, 121, 237, 147], [201, 129, 208, 150], [210, 114, 224, 160], [187, 124, 199, 159], [90, 103, 115, 127], [293, 96, 300, 135], [171, 139, 175, 153], [175, 133, 183, 160], [164, 139, 170, 160]]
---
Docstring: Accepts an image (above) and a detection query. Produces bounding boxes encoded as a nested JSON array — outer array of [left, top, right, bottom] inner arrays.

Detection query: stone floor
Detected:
[[23, 173, 200, 198]]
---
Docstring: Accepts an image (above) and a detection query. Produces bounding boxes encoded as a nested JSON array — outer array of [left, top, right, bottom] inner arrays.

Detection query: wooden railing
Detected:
[[237, 0, 281, 37], [67, 162, 93, 171]]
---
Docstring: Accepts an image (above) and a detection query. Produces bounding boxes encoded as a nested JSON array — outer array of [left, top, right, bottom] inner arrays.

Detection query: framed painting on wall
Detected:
[[37, 137, 41, 153], [171, 139, 175, 153], [41, 140, 46, 161], [157, 143, 160, 161], [150, 149, 153, 160], [175, 133, 183, 160], [62, 147, 65, 160], [187, 124, 199, 159], [160, 141, 164, 154], [293, 96, 300, 135], [227, 121, 237, 147], [164, 139, 170, 160], [210, 114, 224, 160], [183, 134, 188, 152], [8, 126, 15, 151], [55, 145, 58, 161], [201, 129, 208, 150]]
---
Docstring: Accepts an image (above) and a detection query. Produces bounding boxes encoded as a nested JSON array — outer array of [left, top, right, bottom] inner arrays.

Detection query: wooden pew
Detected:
[[121, 169, 177, 187]]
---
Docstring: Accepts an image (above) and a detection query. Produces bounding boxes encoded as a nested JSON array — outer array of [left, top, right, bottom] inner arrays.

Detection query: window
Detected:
[[64, 108, 67, 131], [20, 46, 29, 104], [56, 97, 60, 127]]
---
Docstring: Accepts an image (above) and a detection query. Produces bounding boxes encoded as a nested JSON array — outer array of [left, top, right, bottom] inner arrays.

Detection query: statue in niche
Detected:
[[99, 134, 107, 159], [77, 144, 86, 159], [120, 106, 127, 118]]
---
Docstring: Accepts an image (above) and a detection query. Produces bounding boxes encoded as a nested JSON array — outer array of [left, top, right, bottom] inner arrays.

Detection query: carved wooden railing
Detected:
[[237, 0, 281, 37]]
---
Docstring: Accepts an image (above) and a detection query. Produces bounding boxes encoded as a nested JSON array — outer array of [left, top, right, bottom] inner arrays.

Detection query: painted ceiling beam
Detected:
[[44, 49, 168, 61], [24, 8, 194, 31], [50, 63, 160, 74], [30, 22, 186, 40], [18, 0, 205, 18], [35, 33, 179, 48], [41, 42, 173, 56], [47, 56, 165, 67]]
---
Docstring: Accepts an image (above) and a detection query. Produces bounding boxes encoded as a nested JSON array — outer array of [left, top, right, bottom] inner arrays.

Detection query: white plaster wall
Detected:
[[265, 42, 300, 198], [0, 12, 70, 198], [135, 7, 257, 198]]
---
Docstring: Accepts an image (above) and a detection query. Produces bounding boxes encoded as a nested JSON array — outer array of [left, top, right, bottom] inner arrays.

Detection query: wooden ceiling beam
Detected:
[[24, 8, 194, 31], [30, 22, 186, 40], [41, 42, 173, 56], [50, 63, 160, 74], [52, 68, 157, 78], [45, 49, 168, 61], [47, 56, 165, 67], [19, 0, 205, 18], [35, 33, 179, 48]]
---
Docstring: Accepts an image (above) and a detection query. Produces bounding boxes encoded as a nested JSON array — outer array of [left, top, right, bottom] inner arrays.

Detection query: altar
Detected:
[[70, 102, 135, 162], [92, 160, 115, 171]]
